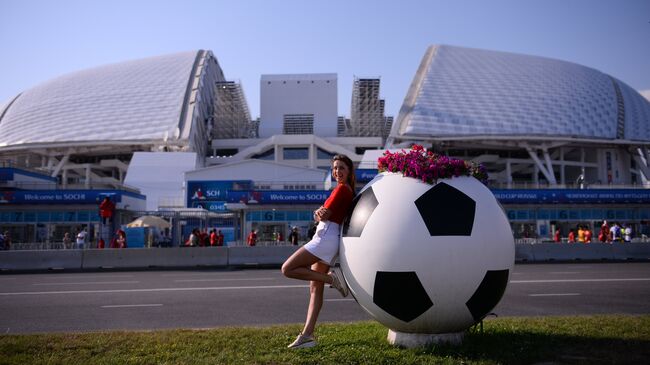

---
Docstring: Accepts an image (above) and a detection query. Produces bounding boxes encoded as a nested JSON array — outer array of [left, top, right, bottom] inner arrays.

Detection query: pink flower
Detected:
[[377, 144, 488, 185]]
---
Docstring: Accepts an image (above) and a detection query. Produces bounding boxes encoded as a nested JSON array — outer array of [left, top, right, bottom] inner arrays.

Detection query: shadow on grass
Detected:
[[412, 330, 650, 364]]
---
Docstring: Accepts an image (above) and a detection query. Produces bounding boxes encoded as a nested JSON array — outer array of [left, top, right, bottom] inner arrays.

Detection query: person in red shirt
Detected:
[[568, 229, 576, 243], [584, 228, 592, 243], [247, 230, 257, 246], [209, 229, 217, 246], [553, 229, 561, 243], [99, 196, 115, 224], [281, 155, 356, 349]]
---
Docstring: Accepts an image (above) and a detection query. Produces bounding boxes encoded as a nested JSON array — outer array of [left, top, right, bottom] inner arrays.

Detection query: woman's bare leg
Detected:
[[302, 262, 329, 336], [281, 247, 333, 284]]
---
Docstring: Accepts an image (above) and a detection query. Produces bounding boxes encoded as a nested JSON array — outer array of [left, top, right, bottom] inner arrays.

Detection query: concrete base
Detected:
[[387, 329, 465, 347]]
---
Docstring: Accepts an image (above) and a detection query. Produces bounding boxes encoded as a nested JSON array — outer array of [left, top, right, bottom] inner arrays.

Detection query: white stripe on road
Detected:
[[529, 293, 581, 297], [0, 284, 309, 296], [549, 272, 580, 274], [101, 304, 163, 308], [511, 278, 650, 283], [40, 275, 134, 279], [33, 281, 140, 286], [325, 298, 356, 302], [173, 278, 274, 283]]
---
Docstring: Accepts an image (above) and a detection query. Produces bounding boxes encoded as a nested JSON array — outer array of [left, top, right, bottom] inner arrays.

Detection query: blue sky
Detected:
[[1, 0, 648, 119]]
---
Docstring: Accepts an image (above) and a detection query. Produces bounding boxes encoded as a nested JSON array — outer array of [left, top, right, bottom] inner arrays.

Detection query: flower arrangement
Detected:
[[377, 145, 488, 185]]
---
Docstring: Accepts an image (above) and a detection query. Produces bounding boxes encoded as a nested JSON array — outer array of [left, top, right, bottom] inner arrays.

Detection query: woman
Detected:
[[281, 154, 356, 349]]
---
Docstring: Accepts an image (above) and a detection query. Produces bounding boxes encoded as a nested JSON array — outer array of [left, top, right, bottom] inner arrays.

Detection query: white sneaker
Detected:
[[287, 333, 316, 349], [329, 269, 349, 297]]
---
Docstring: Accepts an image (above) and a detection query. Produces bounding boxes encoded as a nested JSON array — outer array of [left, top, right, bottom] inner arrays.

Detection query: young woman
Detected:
[[281, 154, 356, 349]]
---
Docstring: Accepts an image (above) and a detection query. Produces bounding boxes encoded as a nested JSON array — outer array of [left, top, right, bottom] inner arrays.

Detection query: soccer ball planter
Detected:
[[340, 172, 514, 346]]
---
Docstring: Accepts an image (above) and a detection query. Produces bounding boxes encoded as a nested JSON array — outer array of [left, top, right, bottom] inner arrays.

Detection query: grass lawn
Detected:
[[1, 315, 649, 364]]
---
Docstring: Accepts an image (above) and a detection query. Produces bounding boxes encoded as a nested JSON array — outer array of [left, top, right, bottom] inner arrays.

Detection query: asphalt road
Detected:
[[1, 262, 649, 334]]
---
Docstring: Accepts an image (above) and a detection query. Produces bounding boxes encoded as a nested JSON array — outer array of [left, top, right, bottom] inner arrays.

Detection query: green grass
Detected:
[[1, 315, 649, 364]]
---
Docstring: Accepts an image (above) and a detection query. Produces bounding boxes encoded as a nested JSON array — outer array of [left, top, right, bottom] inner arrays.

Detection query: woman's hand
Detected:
[[313, 206, 332, 222]]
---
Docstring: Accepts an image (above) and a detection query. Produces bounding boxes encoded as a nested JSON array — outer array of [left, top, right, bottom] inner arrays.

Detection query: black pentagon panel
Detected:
[[414, 182, 476, 236], [342, 187, 378, 237], [373, 271, 433, 323], [465, 269, 509, 322]]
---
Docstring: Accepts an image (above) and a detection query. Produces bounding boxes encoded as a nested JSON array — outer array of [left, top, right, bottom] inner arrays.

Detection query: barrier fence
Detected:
[[1, 243, 649, 272]]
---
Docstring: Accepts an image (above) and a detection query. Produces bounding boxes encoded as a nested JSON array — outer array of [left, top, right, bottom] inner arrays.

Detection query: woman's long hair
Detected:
[[332, 154, 356, 192]]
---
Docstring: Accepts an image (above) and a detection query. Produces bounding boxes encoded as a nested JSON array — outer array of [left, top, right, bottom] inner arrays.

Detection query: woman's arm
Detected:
[[313, 206, 332, 222]]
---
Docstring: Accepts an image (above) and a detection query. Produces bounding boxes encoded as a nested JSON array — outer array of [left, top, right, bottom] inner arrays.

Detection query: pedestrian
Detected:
[[217, 229, 224, 246], [289, 227, 300, 246], [247, 229, 257, 246], [209, 229, 217, 246], [598, 221, 610, 243], [553, 228, 561, 243], [568, 229, 576, 243], [277, 231, 284, 245], [281, 154, 356, 349], [76, 228, 87, 249], [611, 223, 622, 242], [187, 228, 199, 247], [624, 224, 632, 242], [0, 231, 5, 250], [116, 229, 127, 248], [584, 227, 592, 243], [99, 196, 115, 224], [577, 225, 585, 243], [62, 232, 72, 249]]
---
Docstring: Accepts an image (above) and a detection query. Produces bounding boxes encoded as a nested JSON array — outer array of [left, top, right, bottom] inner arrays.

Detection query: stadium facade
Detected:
[[2, 45, 650, 244], [385, 45, 650, 239]]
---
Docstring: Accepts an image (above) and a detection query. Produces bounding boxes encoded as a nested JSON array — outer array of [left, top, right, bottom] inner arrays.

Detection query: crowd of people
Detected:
[[245, 226, 302, 247], [184, 228, 225, 247], [554, 221, 634, 243]]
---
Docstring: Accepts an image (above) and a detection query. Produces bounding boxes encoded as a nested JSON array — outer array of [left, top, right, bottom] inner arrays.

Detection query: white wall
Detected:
[[260, 74, 338, 138], [124, 152, 198, 210]]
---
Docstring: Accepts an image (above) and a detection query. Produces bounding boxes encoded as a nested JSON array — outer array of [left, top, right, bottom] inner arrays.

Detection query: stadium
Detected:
[[2, 45, 650, 244]]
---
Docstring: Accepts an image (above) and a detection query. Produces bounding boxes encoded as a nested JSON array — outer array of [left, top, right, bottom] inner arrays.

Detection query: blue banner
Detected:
[[356, 169, 378, 183], [186, 180, 253, 207], [0, 168, 14, 182], [491, 189, 650, 204], [0, 190, 125, 204]]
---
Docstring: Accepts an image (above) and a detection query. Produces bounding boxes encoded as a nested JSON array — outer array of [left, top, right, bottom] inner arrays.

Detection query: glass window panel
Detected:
[[274, 211, 285, 221], [262, 211, 274, 221], [568, 210, 579, 220], [640, 209, 650, 220], [580, 209, 591, 219], [0, 212, 11, 222], [90, 211, 100, 222], [286, 211, 298, 220], [299, 211, 312, 221], [516, 210, 528, 220], [37, 211, 50, 222], [537, 210, 549, 220], [23, 211, 36, 222], [283, 147, 309, 160], [64, 211, 76, 222], [13, 212, 23, 222], [50, 211, 63, 222], [616, 210, 626, 219], [317, 148, 335, 160], [77, 211, 90, 221]]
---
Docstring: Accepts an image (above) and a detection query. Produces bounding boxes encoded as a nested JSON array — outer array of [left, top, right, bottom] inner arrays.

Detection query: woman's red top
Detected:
[[323, 184, 354, 225]]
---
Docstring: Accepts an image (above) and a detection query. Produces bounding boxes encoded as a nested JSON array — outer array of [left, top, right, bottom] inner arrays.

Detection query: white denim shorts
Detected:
[[303, 221, 340, 266]]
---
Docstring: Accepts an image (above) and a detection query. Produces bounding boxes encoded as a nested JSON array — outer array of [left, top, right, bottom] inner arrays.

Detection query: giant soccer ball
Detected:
[[340, 173, 514, 334]]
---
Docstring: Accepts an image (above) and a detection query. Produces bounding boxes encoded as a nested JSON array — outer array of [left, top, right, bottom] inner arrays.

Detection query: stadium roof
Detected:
[[0, 50, 220, 151], [390, 45, 650, 145]]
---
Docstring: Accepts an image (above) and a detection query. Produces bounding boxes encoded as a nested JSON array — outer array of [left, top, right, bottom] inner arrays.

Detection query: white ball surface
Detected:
[[340, 173, 514, 334]]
